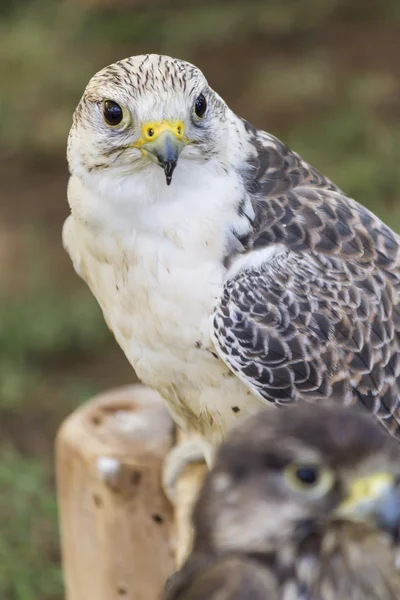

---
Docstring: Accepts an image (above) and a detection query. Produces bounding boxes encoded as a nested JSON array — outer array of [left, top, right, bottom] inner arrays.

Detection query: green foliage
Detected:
[[0, 272, 111, 411], [0, 1, 96, 154], [0, 250, 111, 599], [0, 449, 62, 600], [0, 288, 109, 367], [285, 106, 400, 232]]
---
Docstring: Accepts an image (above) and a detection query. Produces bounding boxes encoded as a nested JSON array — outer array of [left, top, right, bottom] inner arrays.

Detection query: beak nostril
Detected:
[[177, 126, 182, 135], [147, 128, 155, 138]]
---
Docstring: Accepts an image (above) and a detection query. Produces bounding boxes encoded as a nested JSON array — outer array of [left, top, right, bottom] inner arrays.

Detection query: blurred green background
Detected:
[[1, 0, 400, 598]]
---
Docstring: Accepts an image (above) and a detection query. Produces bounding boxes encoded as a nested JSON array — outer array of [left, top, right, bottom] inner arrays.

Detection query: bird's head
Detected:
[[67, 54, 232, 189], [193, 404, 400, 555]]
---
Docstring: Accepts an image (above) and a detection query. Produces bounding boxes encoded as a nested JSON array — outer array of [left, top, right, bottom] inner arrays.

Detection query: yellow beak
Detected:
[[132, 120, 188, 185], [335, 473, 400, 535]]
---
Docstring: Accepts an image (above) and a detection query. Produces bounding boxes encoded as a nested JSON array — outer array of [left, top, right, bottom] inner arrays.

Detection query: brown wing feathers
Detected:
[[214, 127, 400, 435]]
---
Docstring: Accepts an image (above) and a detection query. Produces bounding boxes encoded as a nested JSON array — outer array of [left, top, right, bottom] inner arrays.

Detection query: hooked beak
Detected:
[[132, 120, 188, 185], [335, 473, 400, 538]]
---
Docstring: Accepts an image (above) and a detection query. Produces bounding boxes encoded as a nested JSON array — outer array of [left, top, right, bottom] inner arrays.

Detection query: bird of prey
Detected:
[[165, 404, 400, 600], [64, 53, 400, 474], [164, 554, 279, 600]]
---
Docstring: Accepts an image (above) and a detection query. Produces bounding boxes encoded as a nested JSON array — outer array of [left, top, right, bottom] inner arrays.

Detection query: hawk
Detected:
[[64, 53, 400, 481], [165, 404, 400, 599]]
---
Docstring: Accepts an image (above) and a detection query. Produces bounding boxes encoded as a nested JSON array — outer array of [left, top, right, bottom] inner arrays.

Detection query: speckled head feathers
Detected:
[[193, 404, 400, 555], [86, 54, 205, 101], [67, 54, 233, 178], [216, 402, 400, 471]]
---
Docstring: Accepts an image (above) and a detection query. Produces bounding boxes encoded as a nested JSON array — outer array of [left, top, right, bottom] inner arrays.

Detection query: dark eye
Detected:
[[103, 100, 123, 126], [194, 93, 207, 118], [284, 462, 333, 495], [295, 466, 320, 485]]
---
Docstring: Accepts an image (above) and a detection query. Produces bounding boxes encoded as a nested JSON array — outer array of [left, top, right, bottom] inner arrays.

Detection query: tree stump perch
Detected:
[[56, 384, 207, 600], [56, 385, 175, 600]]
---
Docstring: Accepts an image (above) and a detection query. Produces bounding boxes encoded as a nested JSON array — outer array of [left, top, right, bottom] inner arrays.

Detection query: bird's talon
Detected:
[[162, 439, 207, 504]]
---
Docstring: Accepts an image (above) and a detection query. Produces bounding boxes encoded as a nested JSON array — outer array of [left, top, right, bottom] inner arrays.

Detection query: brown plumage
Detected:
[[165, 403, 400, 600], [164, 554, 278, 600], [213, 128, 400, 434]]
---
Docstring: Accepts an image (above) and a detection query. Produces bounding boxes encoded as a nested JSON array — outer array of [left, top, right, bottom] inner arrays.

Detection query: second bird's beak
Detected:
[[133, 120, 187, 185], [335, 473, 400, 537]]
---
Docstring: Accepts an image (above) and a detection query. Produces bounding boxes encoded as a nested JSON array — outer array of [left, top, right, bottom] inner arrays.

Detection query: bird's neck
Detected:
[[68, 156, 253, 264]]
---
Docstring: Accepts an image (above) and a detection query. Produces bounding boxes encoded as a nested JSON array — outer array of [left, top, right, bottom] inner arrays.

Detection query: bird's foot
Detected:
[[162, 437, 208, 504]]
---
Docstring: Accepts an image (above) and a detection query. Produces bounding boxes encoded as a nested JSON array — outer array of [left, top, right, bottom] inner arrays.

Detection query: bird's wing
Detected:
[[163, 554, 278, 600], [212, 126, 400, 434]]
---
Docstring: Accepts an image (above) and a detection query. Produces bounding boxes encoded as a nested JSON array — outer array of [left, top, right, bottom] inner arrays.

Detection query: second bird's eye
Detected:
[[295, 466, 320, 485], [103, 100, 124, 126], [194, 93, 207, 118], [284, 461, 334, 496]]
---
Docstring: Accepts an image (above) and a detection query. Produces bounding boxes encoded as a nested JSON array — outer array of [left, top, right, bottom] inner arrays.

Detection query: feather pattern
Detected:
[[165, 528, 400, 600], [213, 125, 400, 435], [65, 54, 400, 451]]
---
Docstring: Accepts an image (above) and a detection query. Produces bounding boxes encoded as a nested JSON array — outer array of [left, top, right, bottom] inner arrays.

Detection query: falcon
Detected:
[[64, 53, 400, 476], [164, 555, 278, 600], [165, 404, 400, 599]]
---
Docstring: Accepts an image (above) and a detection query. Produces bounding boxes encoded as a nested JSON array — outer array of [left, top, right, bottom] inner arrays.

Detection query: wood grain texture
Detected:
[[56, 384, 175, 600]]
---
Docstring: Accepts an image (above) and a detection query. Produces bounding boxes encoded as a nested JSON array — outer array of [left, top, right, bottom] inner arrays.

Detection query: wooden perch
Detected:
[[56, 384, 176, 600], [56, 384, 208, 599]]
